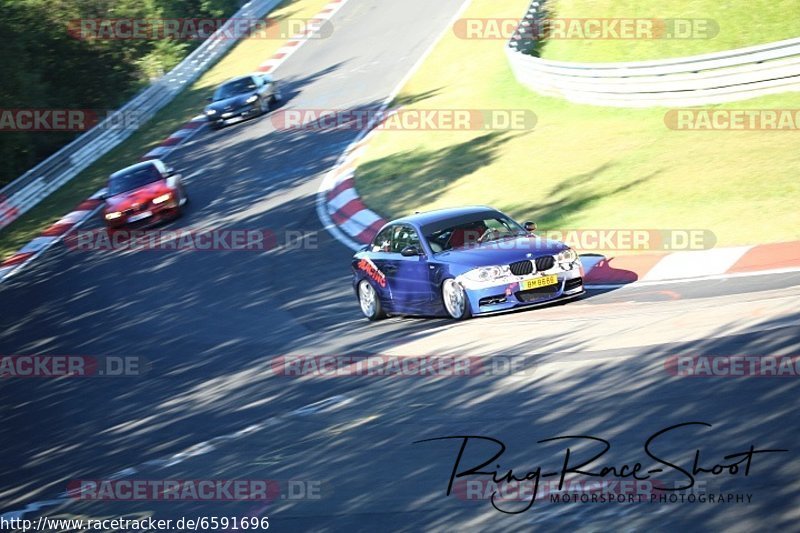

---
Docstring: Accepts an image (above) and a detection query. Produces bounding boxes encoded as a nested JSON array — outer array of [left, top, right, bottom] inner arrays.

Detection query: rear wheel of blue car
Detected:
[[442, 279, 471, 320], [358, 280, 385, 321]]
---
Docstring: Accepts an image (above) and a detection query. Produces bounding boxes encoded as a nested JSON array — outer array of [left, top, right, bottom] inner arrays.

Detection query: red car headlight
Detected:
[[152, 193, 173, 205]]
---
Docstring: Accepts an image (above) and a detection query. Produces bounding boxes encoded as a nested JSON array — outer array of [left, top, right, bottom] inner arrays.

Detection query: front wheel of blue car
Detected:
[[442, 279, 471, 320], [358, 280, 386, 321]]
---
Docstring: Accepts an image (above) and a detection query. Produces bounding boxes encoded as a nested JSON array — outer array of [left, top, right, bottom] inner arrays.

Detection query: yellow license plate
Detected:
[[520, 275, 558, 291]]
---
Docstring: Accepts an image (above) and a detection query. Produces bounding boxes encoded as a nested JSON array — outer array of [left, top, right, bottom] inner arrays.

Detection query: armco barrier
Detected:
[[506, 2, 800, 107], [0, 0, 282, 232]]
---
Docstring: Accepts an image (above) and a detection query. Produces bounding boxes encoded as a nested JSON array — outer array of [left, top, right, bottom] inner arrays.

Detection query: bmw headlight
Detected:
[[462, 265, 509, 283], [152, 193, 173, 205], [556, 247, 579, 265], [105, 211, 122, 220], [205, 108, 217, 115], [245, 95, 258, 104]]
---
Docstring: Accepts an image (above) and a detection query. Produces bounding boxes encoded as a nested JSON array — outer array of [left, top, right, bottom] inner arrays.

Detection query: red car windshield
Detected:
[[108, 165, 162, 195]]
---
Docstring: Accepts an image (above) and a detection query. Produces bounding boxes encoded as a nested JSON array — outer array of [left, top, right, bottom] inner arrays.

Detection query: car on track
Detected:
[[204, 73, 282, 129], [352, 206, 585, 320], [102, 159, 188, 229]]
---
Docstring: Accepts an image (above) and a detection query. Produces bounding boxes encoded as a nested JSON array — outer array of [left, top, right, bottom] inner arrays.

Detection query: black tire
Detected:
[[357, 280, 386, 321], [441, 279, 472, 320], [269, 91, 282, 109]]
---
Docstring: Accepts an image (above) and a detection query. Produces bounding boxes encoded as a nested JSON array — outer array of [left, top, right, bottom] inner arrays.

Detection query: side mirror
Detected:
[[400, 245, 422, 257], [206, 97, 213, 102], [165, 167, 176, 176], [524, 221, 537, 233]]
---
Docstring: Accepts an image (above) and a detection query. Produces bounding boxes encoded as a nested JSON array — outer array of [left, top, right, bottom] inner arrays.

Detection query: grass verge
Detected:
[[354, 0, 800, 248], [540, 0, 800, 62], [0, 0, 331, 261]]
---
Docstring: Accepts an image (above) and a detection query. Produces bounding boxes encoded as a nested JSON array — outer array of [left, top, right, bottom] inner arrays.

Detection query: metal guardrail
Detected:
[[506, 1, 800, 107], [0, 0, 282, 231]]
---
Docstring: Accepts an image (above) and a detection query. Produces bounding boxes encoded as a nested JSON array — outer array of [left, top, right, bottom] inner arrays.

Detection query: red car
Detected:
[[103, 160, 188, 229]]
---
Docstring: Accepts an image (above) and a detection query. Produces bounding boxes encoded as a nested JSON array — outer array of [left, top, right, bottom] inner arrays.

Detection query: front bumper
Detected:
[[207, 103, 260, 126], [105, 200, 180, 230], [463, 262, 585, 315]]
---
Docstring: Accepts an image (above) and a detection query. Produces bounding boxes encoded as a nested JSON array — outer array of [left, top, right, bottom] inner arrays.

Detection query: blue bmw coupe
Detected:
[[351, 206, 585, 320]]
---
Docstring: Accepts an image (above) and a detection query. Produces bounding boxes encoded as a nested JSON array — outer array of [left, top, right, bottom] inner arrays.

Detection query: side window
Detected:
[[391, 225, 420, 253], [371, 226, 394, 253]]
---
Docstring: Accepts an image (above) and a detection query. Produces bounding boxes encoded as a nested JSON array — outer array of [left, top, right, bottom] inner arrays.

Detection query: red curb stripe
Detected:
[[76, 199, 102, 211], [1, 252, 34, 267], [334, 198, 367, 219], [273, 52, 287, 60], [355, 219, 385, 244], [330, 208, 351, 227], [257, 65, 274, 72], [285, 40, 301, 47], [161, 136, 183, 146], [584, 254, 664, 284], [327, 178, 356, 201], [41, 223, 74, 237], [728, 242, 800, 273]]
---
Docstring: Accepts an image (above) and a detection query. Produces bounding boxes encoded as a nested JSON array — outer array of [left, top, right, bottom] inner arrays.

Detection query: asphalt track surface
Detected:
[[1, 0, 800, 530]]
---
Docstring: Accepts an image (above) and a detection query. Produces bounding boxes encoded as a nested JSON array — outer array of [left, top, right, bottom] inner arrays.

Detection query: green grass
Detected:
[[0, 0, 330, 261], [355, 0, 800, 248], [540, 0, 800, 62]]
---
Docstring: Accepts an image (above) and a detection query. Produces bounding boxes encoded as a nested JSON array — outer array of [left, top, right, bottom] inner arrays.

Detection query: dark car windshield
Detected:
[[213, 78, 256, 100], [108, 164, 162, 195], [423, 214, 526, 252]]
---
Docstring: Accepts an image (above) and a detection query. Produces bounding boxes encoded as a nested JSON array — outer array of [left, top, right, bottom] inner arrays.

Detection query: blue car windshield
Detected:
[[213, 78, 256, 100], [423, 215, 527, 252]]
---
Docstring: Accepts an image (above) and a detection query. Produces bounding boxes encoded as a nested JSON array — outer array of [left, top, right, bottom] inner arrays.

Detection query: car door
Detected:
[[385, 225, 432, 309]]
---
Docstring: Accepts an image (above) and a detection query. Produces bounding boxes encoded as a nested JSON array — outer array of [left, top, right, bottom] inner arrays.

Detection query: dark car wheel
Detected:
[[259, 96, 269, 115], [270, 90, 282, 109], [177, 186, 189, 211], [442, 279, 471, 320], [358, 280, 386, 321]]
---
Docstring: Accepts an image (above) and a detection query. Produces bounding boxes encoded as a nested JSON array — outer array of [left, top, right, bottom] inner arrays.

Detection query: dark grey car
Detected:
[[204, 74, 282, 129]]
